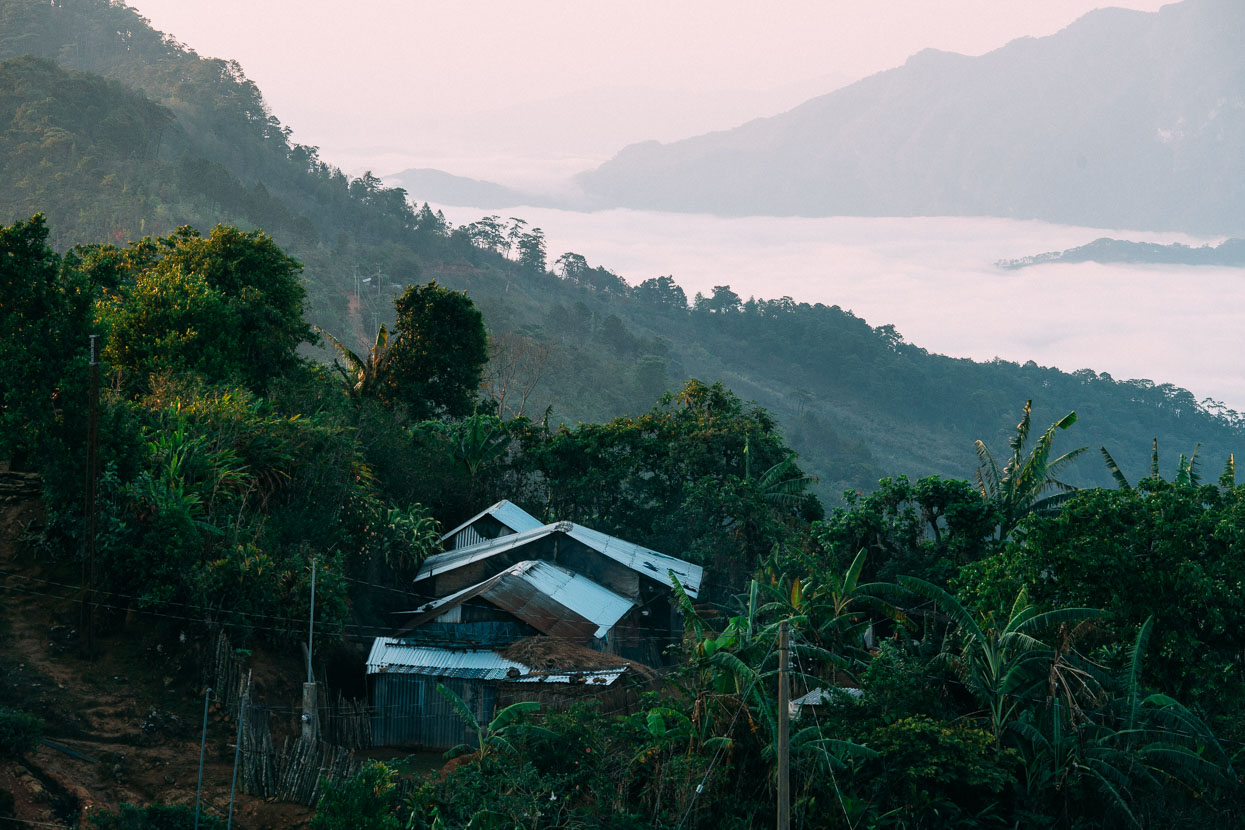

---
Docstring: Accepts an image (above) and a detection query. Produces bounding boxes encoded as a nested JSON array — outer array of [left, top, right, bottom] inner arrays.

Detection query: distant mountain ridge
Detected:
[[572, 0, 1245, 235], [999, 237, 1245, 269], [1, 0, 1243, 499]]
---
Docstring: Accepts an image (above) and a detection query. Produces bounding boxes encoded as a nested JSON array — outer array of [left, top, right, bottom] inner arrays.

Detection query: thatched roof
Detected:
[[500, 636, 658, 681]]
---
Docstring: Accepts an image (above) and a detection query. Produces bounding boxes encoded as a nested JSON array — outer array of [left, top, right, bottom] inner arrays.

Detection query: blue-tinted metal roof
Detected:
[[365, 638, 627, 686], [416, 521, 704, 597], [439, 500, 544, 545]]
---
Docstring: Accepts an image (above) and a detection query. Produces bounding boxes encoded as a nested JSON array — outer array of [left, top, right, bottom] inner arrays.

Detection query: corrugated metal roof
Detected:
[[790, 687, 864, 716], [367, 638, 526, 679], [511, 669, 625, 686], [404, 561, 634, 639], [416, 521, 704, 597], [439, 500, 544, 545], [564, 524, 703, 596], [366, 638, 624, 685]]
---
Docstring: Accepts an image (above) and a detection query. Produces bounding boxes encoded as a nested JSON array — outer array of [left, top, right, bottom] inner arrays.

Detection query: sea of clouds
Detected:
[[428, 205, 1244, 412]]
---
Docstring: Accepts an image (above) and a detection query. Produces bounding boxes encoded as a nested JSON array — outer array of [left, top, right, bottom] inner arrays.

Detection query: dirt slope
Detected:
[[0, 483, 312, 829]]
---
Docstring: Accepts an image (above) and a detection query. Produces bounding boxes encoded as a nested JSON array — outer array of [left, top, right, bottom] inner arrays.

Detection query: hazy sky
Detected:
[[127, 1, 1171, 178]]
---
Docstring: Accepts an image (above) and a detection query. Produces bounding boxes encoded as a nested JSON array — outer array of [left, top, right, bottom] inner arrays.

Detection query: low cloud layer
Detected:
[[432, 205, 1242, 411]]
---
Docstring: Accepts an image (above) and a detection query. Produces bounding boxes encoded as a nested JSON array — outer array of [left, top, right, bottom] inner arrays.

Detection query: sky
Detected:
[[126, 1, 1172, 181], [119, 0, 1243, 409]]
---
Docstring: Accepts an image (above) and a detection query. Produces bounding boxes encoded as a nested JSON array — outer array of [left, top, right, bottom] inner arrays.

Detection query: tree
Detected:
[[554, 251, 588, 281], [516, 227, 546, 274], [813, 475, 999, 585], [693, 285, 742, 314], [958, 478, 1245, 719], [0, 214, 84, 466], [92, 225, 312, 393], [633, 275, 688, 311], [381, 281, 488, 420]]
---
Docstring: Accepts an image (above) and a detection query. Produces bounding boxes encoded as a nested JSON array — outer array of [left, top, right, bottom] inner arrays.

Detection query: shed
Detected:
[[366, 637, 632, 748]]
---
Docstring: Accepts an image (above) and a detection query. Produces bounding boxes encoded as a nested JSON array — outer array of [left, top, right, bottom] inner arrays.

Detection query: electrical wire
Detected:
[[675, 639, 777, 830]]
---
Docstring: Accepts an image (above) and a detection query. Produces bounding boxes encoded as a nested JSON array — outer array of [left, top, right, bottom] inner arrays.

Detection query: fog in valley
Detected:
[[427, 205, 1245, 410]]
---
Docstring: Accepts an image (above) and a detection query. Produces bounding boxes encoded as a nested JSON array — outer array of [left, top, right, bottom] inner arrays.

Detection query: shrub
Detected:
[[88, 803, 222, 830], [311, 762, 400, 830], [0, 707, 44, 759]]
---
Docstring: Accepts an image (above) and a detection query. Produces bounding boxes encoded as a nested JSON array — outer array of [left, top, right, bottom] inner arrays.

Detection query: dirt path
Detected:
[[0, 491, 312, 829]]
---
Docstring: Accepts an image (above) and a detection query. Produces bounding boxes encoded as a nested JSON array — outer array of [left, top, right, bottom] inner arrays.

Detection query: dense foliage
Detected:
[[4, 209, 1245, 828], [2, 6, 1245, 826]]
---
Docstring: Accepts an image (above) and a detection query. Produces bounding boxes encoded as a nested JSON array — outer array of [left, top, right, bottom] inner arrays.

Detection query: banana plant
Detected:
[[435, 684, 553, 759], [1011, 617, 1231, 827], [318, 324, 392, 401], [1101, 438, 1207, 489], [898, 575, 1105, 747], [974, 399, 1087, 538]]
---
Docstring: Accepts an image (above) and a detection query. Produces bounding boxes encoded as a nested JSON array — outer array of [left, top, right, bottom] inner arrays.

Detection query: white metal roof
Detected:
[[365, 638, 624, 685], [367, 638, 524, 679], [439, 500, 545, 544], [407, 560, 635, 639], [416, 521, 704, 597]]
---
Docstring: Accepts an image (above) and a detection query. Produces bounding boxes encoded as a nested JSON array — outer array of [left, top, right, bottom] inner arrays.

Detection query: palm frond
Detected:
[[1101, 447, 1131, 489]]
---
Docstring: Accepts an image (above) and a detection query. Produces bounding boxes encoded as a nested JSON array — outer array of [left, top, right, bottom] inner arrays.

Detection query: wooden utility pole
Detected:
[[82, 335, 100, 658], [777, 620, 790, 830], [301, 559, 319, 740]]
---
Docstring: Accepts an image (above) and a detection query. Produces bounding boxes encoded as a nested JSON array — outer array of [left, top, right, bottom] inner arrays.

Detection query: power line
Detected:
[[676, 639, 777, 830]]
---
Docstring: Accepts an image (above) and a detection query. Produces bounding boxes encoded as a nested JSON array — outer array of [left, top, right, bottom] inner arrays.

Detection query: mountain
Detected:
[[574, 0, 1245, 235], [1, 0, 1243, 500], [999, 236, 1245, 269], [385, 168, 543, 209]]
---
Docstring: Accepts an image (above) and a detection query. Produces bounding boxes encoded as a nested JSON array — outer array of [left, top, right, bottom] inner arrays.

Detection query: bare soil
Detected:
[[0, 494, 313, 829]]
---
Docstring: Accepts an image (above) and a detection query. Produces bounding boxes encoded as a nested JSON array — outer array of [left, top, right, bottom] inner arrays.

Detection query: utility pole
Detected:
[[227, 684, 248, 830], [82, 335, 100, 658], [301, 559, 319, 740], [777, 620, 790, 830], [194, 687, 212, 830]]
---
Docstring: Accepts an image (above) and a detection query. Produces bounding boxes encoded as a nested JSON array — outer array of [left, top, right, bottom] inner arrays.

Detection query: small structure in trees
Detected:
[[367, 500, 703, 748]]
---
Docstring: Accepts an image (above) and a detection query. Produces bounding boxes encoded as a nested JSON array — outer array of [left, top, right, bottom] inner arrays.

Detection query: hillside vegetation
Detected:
[[1, 0, 1243, 503], [4, 4, 1245, 828]]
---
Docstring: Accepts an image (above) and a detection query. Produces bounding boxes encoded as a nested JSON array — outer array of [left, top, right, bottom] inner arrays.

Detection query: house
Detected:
[[367, 500, 703, 748], [411, 502, 702, 662], [439, 499, 546, 551]]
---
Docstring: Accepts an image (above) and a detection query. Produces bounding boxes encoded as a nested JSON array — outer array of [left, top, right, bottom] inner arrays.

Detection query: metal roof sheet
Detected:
[[405, 561, 634, 639], [365, 638, 624, 685], [366, 638, 526, 680], [564, 524, 703, 596], [416, 521, 704, 597], [439, 500, 544, 544]]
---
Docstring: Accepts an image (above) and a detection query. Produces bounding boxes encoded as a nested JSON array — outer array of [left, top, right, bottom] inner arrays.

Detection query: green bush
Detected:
[[311, 762, 400, 830], [88, 803, 221, 830], [0, 707, 44, 759]]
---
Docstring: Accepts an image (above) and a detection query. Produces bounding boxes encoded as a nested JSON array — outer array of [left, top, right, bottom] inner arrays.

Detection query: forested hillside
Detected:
[[1, 0, 1243, 501], [6, 4, 1245, 829]]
